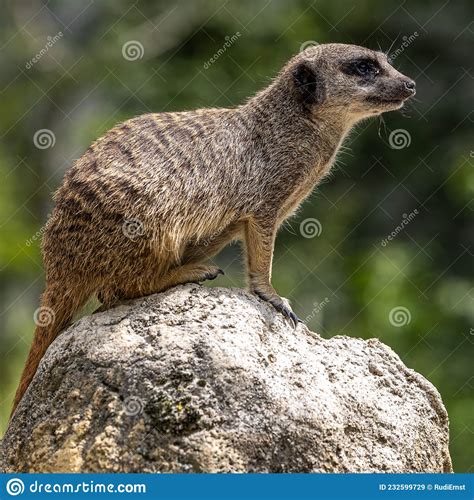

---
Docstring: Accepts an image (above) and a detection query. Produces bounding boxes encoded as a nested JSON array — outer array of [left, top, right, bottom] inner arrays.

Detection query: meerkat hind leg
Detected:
[[95, 223, 243, 313], [95, 263, 223, 313], [182, 221, 244, 265]]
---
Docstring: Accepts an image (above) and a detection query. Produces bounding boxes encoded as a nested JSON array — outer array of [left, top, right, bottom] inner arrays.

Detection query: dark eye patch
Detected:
[[341, 58, 380, 78]]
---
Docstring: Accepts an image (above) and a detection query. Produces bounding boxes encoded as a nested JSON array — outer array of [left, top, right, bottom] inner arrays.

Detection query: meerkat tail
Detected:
[[10, 283, 90, 418]]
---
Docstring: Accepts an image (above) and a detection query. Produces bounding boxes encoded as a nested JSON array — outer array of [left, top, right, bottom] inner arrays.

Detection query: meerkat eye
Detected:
[[342, 59, 380, 78], [354, 59, 380, 77]]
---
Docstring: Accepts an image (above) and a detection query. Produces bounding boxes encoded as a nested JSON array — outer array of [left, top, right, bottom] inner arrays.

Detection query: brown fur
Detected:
[[12, 44, 415, 415]]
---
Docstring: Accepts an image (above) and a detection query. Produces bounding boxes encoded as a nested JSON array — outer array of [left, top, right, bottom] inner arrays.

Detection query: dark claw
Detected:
[[203, 268, 224, 281], [278, 304, 302, 328], [253, 290, 302, 328]]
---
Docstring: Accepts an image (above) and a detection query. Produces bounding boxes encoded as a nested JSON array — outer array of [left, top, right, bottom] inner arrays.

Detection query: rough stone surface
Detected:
[[1, 284, 452, 473]]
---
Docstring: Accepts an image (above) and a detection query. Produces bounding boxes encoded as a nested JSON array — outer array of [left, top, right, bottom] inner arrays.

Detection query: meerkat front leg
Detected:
[[244, 217, 301, 326]]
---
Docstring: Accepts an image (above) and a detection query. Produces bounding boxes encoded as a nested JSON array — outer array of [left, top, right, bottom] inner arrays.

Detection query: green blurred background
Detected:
[[0, 0, 472, 471]]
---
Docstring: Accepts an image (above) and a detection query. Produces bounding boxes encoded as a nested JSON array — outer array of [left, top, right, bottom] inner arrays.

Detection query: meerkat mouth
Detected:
[[366, 96, 404, 106]]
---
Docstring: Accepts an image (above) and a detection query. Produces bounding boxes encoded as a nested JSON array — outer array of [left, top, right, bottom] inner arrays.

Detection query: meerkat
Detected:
[[12, 43, 415, 415]]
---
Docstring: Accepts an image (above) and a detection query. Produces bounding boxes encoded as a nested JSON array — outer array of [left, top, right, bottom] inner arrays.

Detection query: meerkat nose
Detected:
[[403, 79, 416, 95]]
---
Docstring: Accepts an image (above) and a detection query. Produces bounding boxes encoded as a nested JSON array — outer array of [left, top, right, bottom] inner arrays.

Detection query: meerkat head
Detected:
[[290, 43, 416, 121]]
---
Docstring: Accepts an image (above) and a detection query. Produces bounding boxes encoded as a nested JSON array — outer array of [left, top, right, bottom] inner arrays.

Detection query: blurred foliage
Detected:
[[0, 0, 472, 471]]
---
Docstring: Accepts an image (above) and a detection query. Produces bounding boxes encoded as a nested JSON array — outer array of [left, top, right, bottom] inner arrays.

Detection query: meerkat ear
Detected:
[[292, 62, 326, 106]]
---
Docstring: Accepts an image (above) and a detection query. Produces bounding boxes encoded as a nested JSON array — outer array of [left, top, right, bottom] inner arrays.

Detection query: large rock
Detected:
[[1, 284, 452, 473]]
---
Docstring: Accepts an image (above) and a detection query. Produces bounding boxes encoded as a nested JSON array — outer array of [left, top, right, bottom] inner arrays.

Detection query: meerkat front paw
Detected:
[[202, 267, 225, 282], [192, 264, 224, 283], [253, 287, 302, 328]]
